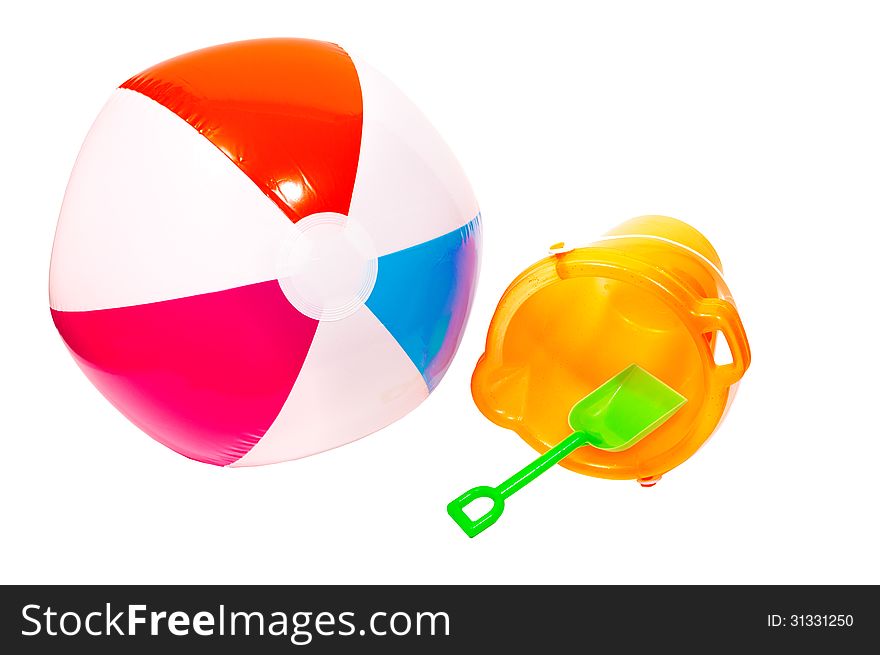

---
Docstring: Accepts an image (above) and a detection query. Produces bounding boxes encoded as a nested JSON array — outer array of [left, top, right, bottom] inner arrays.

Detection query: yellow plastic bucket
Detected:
[[472, 216, 751, 484]]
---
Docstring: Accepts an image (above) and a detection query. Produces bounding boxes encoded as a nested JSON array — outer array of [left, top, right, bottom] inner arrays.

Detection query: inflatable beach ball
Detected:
[[49, 38, 481, 467]]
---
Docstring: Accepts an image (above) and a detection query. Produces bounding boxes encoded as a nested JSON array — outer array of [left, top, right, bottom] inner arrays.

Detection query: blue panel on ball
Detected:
[[366, 214, 481, 391]]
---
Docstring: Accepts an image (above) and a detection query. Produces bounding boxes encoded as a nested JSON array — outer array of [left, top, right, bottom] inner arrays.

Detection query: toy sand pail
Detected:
[[471, 216, 751, 484]]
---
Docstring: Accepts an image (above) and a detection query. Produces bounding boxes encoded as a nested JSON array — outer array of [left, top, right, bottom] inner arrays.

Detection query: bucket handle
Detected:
[[692, 298, 751, 387]]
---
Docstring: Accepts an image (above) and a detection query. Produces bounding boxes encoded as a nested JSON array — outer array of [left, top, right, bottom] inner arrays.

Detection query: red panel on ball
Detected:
[[122, 38, 364, 223]]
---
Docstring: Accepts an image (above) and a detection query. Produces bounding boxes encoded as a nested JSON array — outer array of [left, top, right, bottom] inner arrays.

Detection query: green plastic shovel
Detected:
[[447, 364, 687, 538]]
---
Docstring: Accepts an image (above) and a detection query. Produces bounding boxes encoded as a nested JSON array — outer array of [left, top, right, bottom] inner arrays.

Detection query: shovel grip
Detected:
[[446, 486, 505, 538]]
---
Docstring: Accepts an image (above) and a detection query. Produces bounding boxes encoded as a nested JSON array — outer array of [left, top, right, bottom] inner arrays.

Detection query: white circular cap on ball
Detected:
[[276, 212, 378, 321]]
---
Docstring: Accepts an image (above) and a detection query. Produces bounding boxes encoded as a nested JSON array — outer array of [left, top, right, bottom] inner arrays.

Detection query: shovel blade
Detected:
[[568, 365, 686, 452]]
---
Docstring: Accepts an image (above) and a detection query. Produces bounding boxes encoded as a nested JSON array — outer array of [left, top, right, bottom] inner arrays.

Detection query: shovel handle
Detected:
[[496, 431, 592, 497], [447, 431, 594, 537]]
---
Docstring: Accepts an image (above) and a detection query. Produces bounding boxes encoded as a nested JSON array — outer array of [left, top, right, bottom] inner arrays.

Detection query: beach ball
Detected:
[[49, 38, 481, 466]]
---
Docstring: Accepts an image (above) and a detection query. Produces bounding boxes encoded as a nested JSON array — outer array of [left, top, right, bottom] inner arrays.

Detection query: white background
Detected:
[[2, 0, 878, 585]]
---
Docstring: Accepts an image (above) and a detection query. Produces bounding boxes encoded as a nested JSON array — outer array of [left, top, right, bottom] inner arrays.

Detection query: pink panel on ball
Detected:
[[52, 282, 318, 466]]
